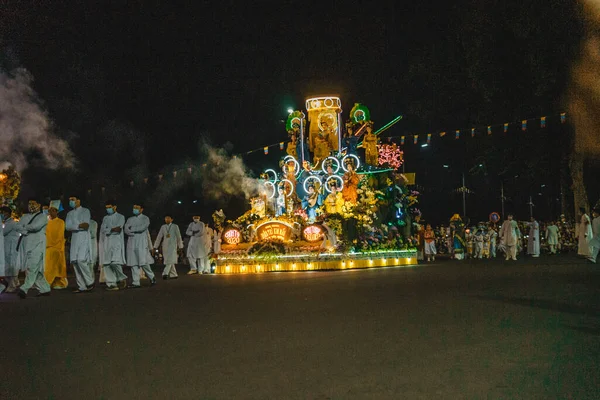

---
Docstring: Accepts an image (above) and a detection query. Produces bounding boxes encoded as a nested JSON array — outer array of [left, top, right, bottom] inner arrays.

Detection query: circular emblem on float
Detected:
[[489, 212, 501, 223], [223, 228, 241, 245], [303, 224, 324, 242]]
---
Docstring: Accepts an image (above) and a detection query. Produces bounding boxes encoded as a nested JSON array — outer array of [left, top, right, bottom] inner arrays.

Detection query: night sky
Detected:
[[1, 0, 593, 224]]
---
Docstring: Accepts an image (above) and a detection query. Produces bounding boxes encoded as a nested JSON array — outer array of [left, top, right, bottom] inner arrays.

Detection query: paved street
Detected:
[[2, 255, 599, 399]]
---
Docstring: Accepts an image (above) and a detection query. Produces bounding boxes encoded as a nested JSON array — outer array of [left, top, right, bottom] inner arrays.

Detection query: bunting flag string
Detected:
[[93, 111, 567, 193]]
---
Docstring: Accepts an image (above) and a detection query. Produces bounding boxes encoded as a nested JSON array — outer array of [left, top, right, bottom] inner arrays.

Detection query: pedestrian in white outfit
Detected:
[[1, 206, 20, 292], [527, 217, 540, 258], [186, 216, 207, 274], [577, 207, 593, 257], [124, 204, 156, 287], [154, 215, 183, 279], [545, 222, 560, 255], [100, 201, 128, 291], [588, 209, 600, 263], [17, 199, 51, 298], [65, 196, 95, 293], [499, 214, 520, 261]]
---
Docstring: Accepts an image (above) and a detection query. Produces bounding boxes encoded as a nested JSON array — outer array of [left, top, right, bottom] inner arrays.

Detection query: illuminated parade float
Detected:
[[213, 97, 419, 274]]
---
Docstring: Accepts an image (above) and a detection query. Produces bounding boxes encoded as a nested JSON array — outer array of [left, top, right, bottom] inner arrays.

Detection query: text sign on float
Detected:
[[256, 222, 291, 242], [303, 225, 324, 242], [222, 228, 241, 245]]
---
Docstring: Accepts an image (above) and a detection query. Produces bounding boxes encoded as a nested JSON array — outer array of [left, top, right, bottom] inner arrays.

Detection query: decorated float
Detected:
[[213, 97, 420, 274]]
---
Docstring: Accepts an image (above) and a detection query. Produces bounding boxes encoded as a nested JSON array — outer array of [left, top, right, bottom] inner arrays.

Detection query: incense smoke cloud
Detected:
[[0, 68, 74, 171], [201, 145, 261, 201]]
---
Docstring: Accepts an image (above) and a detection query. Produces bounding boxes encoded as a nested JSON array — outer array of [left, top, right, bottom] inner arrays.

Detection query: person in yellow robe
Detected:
[[45, 207, 68, 289]]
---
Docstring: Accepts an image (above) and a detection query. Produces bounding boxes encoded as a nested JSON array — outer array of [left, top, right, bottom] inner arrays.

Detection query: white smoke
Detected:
[[0, 68, 74, 171], [201, 145, 261, 200]]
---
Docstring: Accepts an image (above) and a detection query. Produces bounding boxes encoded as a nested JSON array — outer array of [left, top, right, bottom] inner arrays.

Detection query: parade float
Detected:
[[213, 97, 419, 274]]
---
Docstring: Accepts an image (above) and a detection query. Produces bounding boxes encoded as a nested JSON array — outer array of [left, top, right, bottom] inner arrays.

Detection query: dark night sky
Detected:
[[0, 0, 592, 224]]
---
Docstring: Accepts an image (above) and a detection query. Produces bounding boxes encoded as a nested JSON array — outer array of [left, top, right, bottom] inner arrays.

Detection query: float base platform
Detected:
[[215, 250, 418, 274]]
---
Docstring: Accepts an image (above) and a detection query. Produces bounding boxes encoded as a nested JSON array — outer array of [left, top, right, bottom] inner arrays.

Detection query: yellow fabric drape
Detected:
[[45, 218, 68, 288]]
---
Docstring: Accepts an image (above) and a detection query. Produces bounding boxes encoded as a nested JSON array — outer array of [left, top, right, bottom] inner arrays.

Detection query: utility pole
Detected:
[[527, 195, 534, 219], [501, 182, 505, 218]]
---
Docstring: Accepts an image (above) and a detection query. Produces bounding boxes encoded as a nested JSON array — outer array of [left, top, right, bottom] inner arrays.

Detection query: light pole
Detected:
[[501, 182, 506, 218]]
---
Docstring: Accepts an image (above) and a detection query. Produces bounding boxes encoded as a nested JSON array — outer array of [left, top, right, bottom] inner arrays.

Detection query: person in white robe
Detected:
[[577, 207, 593, 257], [154, 215, 183, 279], [65, 196, 95, 293], [17, 199, 51, 298], [588, 208, 600, 263], [527, 217, 540, 257], [124, 204, 156, 287], [100, 201, 128, 290], [1, 206, 20, 292], [499, 214, 520, 261], [186, 216, 207, 274], [89, 218, 98, 272], [490, 226, 498, 258], [545, 221, 560, 255]]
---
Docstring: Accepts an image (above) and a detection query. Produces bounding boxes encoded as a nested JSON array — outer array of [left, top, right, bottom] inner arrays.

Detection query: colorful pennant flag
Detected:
[[455, 130, 460, 140], [487, 126, 492, 135], [440, 131, 446, 137], [521, 120, 527, 132], [401, 136, 405, 145], [471, 128, 475, 138], [264, 147, 269, 155], [560, 113, 566, 123], [413, 135, 418, 144], [280, 142, 284, 150], [540, 116, 546, 128], [503, 123, 509, 133], [427, 133, 432, 144]]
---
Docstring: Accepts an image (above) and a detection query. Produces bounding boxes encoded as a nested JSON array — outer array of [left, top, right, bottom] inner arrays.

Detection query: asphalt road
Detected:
[[2, 255, 599, 400]]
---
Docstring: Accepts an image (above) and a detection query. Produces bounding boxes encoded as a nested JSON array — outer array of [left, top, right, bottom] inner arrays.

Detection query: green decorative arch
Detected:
[[350, 103, 371, 124]]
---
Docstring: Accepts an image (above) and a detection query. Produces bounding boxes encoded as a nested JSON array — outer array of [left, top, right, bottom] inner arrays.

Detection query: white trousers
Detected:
[[4, 276, 20, 292], [162, 264, 178, 278], [589, 244, 599, 263], [131, 265, 155, 286], [20, 249, 51, 294], [549, 244, 557, 254], [505, 245, 517, 261], [188, 257, 200, 272], [188, 257, 209, 273], [73, 260, 95, 290], [103, 264, 127, 287]]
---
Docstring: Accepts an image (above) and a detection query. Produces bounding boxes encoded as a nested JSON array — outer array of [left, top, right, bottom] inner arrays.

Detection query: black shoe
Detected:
[[86, 284, 95, 291], [150, 278, 156, 286], [126, 284, 141, 289], [36, 291, 51, 297], [18, 289, 26, 299], [171, 276, 178, 279], [162, 275, 168, 280]]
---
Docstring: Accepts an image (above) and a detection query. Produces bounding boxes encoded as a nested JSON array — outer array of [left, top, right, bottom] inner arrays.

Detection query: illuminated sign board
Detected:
[[303, 225, 324, 242], [256, 222, 292, 242], [222, 229, 241, 245]]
